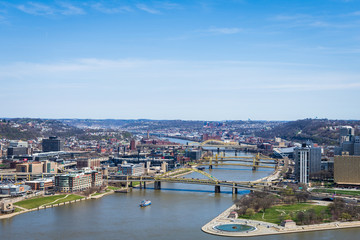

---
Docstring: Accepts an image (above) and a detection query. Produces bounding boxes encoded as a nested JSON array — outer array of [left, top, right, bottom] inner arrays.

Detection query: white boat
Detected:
[[139, 200, 151, 207]]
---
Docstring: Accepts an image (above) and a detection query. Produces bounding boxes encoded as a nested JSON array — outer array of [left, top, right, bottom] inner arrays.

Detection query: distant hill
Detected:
[[0, 118, 130, 141], [255, 119, 360, 145]]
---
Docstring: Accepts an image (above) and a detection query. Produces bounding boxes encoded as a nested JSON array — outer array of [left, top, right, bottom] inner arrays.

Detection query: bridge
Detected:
[[107, 168, 280, 194], [189, 140, 257, 150], [197, 153, 278, 170]]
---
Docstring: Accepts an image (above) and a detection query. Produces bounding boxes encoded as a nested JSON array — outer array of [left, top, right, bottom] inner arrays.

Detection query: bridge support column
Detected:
[[232, 184, 238, 195], [235, 150, 237, 156], [215, 185, 221, 193], [143, 181, 146, 189], [154, 181, 161, 190], [209, 165, 213, 169]]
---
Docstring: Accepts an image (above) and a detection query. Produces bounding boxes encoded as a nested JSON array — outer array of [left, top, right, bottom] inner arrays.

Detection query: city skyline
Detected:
[[1, 0, 360, 120]]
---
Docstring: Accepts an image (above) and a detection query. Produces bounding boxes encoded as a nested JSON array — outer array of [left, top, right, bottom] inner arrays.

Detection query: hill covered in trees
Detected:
[[255, 119, 360, 145]]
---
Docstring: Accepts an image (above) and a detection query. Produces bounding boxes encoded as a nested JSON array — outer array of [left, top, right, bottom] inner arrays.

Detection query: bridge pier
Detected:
[[154, 181, 161, 190], [232, 184, 238, 195], [215, 185, 221, 193], [209, 165, 213, 169]]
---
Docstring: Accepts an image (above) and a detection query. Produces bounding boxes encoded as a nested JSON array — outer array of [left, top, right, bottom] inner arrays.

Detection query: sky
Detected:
[[0, 0, 360, 121]]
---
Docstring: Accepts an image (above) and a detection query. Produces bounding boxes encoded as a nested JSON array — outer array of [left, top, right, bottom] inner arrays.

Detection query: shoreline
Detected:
[[0, 190, 114, 220], [1, 168, 193, 220], [201, 162, 359, 237], [201, 203, 360, 237]]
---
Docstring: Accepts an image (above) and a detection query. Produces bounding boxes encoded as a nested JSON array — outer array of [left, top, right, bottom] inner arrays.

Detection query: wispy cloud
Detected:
[[154, 2, 182, 10], [206, 27, 242, 34], [16, 2, 54, 15], [257, 82, 360, 92], [0, 14, 7, 24], [136, 4, 160, 14], [348, 11, 360, 16], [15, 1, 84, 16], [91, 3, 132, 14], [271, 13, 353, 29], [57, 2, 85, 15]]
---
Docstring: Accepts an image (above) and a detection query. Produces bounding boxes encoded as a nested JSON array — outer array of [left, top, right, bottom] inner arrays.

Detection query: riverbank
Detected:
[[202, 203, 360, 237], [0, 190, 114, 220]]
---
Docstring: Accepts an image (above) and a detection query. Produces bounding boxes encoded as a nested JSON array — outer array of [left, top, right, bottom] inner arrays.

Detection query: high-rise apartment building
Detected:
[[294, 142, 321, 184]]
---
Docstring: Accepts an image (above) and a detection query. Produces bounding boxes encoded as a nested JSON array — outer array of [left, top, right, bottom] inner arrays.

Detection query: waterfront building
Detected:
[[294, 142, 321, 184], [42, 136, 64, 152], [334, 155, 360, 186], [0, 184, 31, 196], [25, 178, 54, 191], [118, 163, 144, 176], [55, 170, 102, 192]]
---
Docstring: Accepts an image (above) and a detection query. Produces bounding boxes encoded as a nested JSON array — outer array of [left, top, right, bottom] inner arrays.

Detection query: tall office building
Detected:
[[42, 136, 64, 152], [337, 126, 359, 156], [354, 136, 360, 156], [294, 141, 321, 184], [340, 126, 355, 144]]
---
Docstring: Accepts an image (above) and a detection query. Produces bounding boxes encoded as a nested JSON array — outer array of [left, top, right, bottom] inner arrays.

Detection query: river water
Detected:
[[2, 140, 360, 239]]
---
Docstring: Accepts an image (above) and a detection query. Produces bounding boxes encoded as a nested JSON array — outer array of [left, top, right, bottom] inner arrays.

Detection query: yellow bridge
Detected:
[[108, 168, 280, 194], [197, 153, 278, 170]]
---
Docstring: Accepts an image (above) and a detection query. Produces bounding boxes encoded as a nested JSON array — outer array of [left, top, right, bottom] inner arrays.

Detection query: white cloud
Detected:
[[16, 2, 54, 15], [57, 2, 85, 15], [206, 27, 242, 34], [91, 3, 132, 14], [348, 11, 360, 16], [136, 4, 160, 14], [155, 2, 182, 10], [15, 1, 84, 16]]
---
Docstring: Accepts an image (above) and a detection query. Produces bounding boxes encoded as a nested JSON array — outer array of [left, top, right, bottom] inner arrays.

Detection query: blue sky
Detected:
[[0, 0, 360, 120]]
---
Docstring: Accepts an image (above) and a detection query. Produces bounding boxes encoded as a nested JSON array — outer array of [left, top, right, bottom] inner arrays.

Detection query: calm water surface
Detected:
[[1, 149, 360, 239]]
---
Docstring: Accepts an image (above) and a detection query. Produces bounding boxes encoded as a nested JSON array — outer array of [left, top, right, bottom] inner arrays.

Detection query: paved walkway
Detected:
[[201, 204, 360, 237]]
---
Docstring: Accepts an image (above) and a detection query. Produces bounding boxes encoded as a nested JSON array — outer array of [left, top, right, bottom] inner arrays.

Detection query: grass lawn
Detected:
[[312, 188, 360, 196], [15, 194, 84, 209], [239, 203, 328, 225], [14, 195, 68, 209], [14, 207, 23, 212], [91, 192, 103, 196], [107, 186, 121, 191], [45, 195, 84, 206]]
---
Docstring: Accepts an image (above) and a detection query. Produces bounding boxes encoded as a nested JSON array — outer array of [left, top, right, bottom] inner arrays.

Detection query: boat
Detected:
[[139, 200, 151, 207]]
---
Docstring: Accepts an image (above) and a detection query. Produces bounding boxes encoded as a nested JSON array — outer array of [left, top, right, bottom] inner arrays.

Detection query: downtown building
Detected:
[[42, 136, 64, 152], [55, 170, 103, 192], [335, 126, 360, 156], [294, 142, 321, 184]]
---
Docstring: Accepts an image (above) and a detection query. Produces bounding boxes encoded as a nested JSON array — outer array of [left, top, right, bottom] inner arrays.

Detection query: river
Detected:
[[1, 140, 360, 239]]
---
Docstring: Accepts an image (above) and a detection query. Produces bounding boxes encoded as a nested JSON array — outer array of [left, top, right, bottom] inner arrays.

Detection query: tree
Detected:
[[245, 208, 255, 216]]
